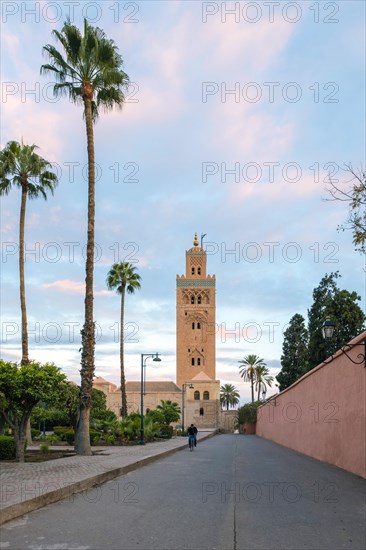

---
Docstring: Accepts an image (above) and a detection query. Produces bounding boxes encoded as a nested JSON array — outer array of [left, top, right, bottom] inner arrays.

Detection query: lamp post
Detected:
[[42, 401, 46, 436], [322, 319, 366, 367], [261, 387, 267, 401], [140, 353, 161, 445], [181, 383, 194, 432]]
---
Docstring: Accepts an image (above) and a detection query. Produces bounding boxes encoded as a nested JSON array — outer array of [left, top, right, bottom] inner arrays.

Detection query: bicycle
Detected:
[[188, 434, 195, 451]]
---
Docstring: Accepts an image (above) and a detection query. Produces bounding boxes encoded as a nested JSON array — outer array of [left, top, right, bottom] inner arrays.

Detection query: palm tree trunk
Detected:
[[250, 371, 254, 403], [75, 96, 95, 456], [120, 287, 127, 417], [19, 185, 29, 365]]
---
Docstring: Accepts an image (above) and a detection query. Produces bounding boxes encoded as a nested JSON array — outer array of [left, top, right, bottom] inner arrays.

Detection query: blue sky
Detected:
[[1, 0, 365, 405]]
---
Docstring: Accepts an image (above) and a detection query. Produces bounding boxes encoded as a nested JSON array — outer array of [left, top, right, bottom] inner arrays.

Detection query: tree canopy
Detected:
[[0, 360, 66, 461], [156, 400, 181, 425], [326, 166, 366, 254], [220, 383, 240, 410], [277, 314, 309, 391], [307, 272, 365, 369]]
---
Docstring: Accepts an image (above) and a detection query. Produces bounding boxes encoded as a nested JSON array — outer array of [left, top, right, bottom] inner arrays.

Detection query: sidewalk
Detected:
[[0, 431, 215, 525]]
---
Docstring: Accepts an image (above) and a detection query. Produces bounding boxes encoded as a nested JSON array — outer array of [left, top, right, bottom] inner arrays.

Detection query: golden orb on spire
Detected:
[[193, 232, 199, 247]]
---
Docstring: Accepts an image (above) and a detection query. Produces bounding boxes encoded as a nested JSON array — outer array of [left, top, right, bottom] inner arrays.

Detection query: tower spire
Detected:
[[193, 232, 199, 247]]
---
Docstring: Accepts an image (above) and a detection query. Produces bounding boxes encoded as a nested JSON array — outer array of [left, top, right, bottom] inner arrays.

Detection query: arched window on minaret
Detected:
[[192, 267, 195, 275], [197, 322, 201, 330], [197, 358, 201, 366], [198, 267, 201, 275], [191, 358, 195, 366], [197, 295, 202, 304], [191, 296, 195, 304], [192, 322, 195, 329]]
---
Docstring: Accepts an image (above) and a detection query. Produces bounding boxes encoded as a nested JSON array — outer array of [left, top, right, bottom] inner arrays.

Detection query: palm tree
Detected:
[[156, 400, 181, 425], [0, 141, 58, 365], [106, 262, 141, 417], [41, 19, 129, 455], [238, 354, 265, 403], [255, 366, 274, 400], [220, 383, 240, 410]]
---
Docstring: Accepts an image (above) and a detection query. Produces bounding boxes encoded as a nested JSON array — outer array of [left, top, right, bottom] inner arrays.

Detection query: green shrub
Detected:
[[40, 442, 49, 454], [53, 426, 74, 441], [90, 409, 117, 423], [46, 434, 60, 444], [118, 416, 140, 442], [145, 409, 165, 424], [31, 428, 41, 439], [89, 431, 100, 445], [103, 434, 115, 445], [238, 401, 262, 425], [158, 425, 173, 439], [0, 436, 16, 460], [64, 430, 75, 445]]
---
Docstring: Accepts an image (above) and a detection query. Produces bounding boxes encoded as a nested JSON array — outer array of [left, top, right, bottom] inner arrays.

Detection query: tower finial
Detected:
[[193, 232, 199, 247]]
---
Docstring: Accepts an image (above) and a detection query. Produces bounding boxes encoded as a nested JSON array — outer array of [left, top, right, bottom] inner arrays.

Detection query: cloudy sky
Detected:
[[1, 0, 365, 404]]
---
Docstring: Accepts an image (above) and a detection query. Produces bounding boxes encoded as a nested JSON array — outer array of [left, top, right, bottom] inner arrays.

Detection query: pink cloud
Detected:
[[42, 279, 85, 294], [42, 279, 111, 296]]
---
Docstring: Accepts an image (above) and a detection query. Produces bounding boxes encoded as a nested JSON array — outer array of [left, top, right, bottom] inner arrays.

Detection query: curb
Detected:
[[1, 431, 216, 525]]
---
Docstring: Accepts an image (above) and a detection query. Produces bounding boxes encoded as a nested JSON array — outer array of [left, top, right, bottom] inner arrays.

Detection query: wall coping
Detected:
[[262, 330, 366, 409]]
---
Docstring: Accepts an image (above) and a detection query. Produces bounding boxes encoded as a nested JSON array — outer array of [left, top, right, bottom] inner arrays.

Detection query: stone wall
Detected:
[[219, 410, 238, 432], [256, 332, 366, 478]]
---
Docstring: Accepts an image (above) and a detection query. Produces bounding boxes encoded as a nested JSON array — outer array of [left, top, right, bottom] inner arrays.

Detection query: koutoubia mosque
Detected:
[[94, 234, 234, 430]]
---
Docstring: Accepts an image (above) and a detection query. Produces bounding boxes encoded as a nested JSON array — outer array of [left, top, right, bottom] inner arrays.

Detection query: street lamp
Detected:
[[322, 319, 336, 339], [261, 387, 267, 400], [322, 319, 365, 367], [140, 353, 161, 445], [181, 383, 194, 432]]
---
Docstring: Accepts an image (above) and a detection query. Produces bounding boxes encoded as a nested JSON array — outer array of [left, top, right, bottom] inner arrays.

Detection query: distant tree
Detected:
[[0, 360, 66, 462], [220, 384, 240, 410], [307, 272, 365, 369], [145, 409, 165, 424], [325, 165, 366, 254], [156, 400, 181, 425], [238, 355, 265, 403], [277, 314, 309, 391], [238, 401, 262, 426], [31, 385, 113, 429], [0, 141, 58, 365], [255, 366, 274, 400], [106, 262, 141, 417]]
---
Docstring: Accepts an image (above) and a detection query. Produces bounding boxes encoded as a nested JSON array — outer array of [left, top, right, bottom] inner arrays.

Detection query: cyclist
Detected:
[[187, 424, 198, 449]]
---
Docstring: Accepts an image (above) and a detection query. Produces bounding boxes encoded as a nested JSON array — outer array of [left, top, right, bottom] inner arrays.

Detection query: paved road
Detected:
[[2, 435, 365, 550]]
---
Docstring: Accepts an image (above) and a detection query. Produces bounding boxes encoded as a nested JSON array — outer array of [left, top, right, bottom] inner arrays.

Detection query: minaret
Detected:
[[176, 233, 216, 387]]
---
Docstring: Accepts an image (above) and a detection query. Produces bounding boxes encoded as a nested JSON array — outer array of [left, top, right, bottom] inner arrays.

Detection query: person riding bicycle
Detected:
[[187, 424, 198, 447]]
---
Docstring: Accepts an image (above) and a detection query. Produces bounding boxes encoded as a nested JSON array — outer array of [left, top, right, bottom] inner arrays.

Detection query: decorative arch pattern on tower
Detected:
[[181, 289, 210, 305], [188, 347, 205, 366]]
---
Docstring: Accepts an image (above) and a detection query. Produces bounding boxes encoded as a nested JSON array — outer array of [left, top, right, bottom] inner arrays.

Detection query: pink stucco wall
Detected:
[[256, 332, 366, 478]]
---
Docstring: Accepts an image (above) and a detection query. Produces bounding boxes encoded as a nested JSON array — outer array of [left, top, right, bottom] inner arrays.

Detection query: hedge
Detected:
[[0, 436, 16, 460], [63, 429, 101, 445], [157, 425, 173, 439]]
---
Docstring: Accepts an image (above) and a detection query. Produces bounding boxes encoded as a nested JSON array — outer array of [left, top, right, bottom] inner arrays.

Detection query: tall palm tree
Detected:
[[41, 19, 129, 455], [0, 141, 58, 365], [220, 383, 240, 410], [255, 366, 274, 400], [106, 262, 141, 417], [238, 354, 265, 403]]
